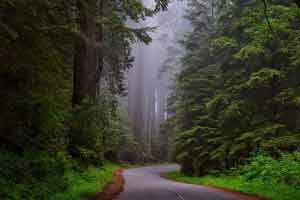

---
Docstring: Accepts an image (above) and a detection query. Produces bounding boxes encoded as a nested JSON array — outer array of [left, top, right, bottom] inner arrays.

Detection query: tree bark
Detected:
[[73, 0, 98, 105], [96, 0, 104, 95]]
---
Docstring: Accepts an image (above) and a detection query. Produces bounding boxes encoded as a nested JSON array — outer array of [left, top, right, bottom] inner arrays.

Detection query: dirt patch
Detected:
[[88, 169, 125, 200]]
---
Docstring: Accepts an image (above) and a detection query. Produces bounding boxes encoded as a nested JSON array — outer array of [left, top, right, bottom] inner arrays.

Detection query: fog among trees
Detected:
[[1, 0, 300, 199], [127, 0, 190, 159]]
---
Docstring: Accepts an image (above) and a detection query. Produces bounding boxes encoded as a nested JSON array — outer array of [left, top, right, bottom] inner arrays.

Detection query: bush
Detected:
[[68, 100, 106, 166], [68, 97, 124, 165], [165, 152, 300, 200], [0, 151, 119, 200], [238, 152, 300, 187], [51, 163, 119, 200], [0, 151, 71, 200]]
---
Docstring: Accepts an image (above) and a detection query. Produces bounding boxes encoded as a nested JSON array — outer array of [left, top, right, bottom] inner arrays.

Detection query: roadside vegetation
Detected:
[[0, 150, 119, 200], [166, 153, 300, 200], [162, 0, 300, 197], [52, 163, 119, 200]]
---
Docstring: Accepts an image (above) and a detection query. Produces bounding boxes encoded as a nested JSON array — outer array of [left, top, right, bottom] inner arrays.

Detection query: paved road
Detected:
[[116, 164, 247, 200]]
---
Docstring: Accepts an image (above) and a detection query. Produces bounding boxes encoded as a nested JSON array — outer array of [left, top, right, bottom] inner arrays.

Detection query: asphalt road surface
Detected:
[[116, 164, 252, 200]]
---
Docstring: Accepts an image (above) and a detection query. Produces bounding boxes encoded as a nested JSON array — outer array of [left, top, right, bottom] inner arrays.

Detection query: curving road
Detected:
[[116, 164, 255, 200]]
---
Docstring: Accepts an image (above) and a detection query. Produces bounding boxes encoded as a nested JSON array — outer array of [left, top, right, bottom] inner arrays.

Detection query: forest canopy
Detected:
[[0, 0, 168, 199], [166, 0, 300, 175]]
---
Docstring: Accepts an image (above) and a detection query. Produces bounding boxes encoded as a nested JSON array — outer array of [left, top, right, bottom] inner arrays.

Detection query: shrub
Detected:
[[238, 152, 300, 187], [0, 151, 71, 200]]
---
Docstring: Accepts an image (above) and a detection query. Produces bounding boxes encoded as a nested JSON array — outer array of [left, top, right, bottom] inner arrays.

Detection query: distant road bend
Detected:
[[116, 164, 259, 200]]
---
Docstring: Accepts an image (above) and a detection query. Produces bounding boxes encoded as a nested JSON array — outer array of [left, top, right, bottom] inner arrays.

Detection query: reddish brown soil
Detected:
[[88, 169, 125, 200]]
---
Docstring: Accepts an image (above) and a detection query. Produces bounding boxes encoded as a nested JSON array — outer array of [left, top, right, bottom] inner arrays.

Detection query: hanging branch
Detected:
[[262, 0, 277, 37]]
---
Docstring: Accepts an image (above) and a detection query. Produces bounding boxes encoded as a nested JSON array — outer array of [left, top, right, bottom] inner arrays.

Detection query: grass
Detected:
[[51, 163, 119, 200], [165, 171, 300, 200]]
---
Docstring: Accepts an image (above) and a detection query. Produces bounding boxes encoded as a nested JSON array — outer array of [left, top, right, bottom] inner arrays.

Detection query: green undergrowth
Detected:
[[0, 151, 119, 200], [166, 172, 300, 200], [165, 153, 300, 200], [51, 163, 119, 200]]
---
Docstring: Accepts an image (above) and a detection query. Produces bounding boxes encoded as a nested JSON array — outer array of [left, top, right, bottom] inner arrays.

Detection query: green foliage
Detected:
[[0, 150, 118, 200], [169, 0, 300, 175], [0, 151, 71, 200], [0, 0, 72, 152], [238, 152, 300, 187], [51, 163, 119, 200], [166, 172, 300, 200], [69, 99, 106, 165], [165, 152, 300, 200], [0, 0, 170, 199]]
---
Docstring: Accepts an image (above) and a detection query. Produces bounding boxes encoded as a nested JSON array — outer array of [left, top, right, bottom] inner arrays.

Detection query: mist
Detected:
[[126, 0, 190, 152]]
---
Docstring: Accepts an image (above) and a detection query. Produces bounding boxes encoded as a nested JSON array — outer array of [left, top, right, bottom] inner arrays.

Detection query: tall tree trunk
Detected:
[[73, 0, 98, 105], [96, 0, 104, 95]]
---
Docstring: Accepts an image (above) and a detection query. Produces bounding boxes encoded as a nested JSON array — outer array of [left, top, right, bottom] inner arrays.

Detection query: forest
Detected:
[[164, 0, 300, 199], [0, 0, 168, 199], [0, 0, 300, 200]]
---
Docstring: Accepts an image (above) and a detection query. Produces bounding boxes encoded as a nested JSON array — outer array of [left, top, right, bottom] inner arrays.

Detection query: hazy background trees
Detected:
[[127, 0, 190, 161]]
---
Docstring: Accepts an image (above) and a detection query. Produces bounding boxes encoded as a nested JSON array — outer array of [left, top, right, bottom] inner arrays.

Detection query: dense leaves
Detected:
[[166, 152, 300, 200], [238, 152, 300, 187], [0, 0, 168, 199], [168, 0, 300, 175]]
